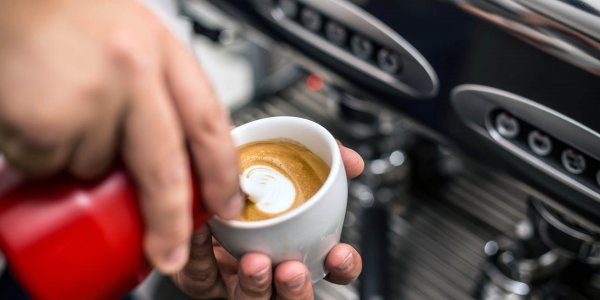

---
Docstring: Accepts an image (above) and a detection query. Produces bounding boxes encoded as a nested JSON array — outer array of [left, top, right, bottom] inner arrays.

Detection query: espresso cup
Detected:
[[208, 116, 348, 282]]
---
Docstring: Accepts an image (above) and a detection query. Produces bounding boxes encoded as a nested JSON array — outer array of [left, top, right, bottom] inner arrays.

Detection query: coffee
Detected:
[[237, 139, 330, 221]]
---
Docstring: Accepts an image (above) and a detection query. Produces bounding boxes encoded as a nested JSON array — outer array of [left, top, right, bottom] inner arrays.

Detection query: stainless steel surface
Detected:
[[230, 78, 534, 299], [447, 0, 600, 75], [451, 84, 600, 207], [168, 2, 600, 299], [249, 0, 439, 98], [532, 199, 600, 265], [148, 70, 597, 300], [522, 0, 600, 40]]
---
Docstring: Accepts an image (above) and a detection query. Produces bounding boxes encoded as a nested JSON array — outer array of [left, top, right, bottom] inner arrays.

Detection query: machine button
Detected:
[[325, 21, 348, 46], [351, 35, 374, 60], [300, 7, 322, 32], [278, 0, 299, 18], [377, 48, 402, 75], [561, 149, 586, 175], [528, 130, 552, 156], [495, 112, 520, 139]]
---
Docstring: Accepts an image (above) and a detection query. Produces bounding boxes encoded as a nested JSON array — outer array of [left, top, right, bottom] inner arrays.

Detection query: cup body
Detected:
[[209, 116, 348, 281]]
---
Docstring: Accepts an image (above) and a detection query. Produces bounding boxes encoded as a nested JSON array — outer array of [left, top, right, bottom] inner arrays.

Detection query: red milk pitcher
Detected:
[[0, 162, 210, 300]]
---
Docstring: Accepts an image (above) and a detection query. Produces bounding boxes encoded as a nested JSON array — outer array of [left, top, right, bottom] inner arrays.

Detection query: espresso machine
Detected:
[[163, 0, 600, 299], [0, 1, 597, 299]]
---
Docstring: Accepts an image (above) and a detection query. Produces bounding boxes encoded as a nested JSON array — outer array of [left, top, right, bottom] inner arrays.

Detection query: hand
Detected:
[[0, 0, 243, 273], [172, 143, 364, 299]]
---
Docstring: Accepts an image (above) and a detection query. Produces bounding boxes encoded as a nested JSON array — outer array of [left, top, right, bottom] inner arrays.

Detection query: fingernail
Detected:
[[284, 273, 306, 291], [251, 266, 270, 285], [336, 253, 354, 272], [192, 231, 210, 245], [163, 244, 189, 271]]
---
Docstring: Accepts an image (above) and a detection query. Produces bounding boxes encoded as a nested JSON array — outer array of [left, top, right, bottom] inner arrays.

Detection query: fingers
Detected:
[[172, 225, 226, 298], [0, 139, 68, 176], [324, 243, 362, 285], [274, 261, 313, 300], [337, 141, 364, 179], [120, 43, 192, 273], [164, 33, 243, 219], [0, 154, 22, 196], [234, 253, 273, 299], [68, 110, 120, 179], [0, 123, 73, 176]]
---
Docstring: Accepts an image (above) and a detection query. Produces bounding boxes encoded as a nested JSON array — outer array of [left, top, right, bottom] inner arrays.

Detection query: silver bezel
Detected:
[[251, 0, 439, 98], [452, 84, 600, 204]]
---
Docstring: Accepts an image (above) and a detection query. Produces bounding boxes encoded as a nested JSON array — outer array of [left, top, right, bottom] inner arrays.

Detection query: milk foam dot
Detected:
[[240, 165, 296, 214]]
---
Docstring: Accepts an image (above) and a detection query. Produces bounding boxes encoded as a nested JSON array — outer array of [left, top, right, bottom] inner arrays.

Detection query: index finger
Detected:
[[116, 36, 192, 273], [164, 34, 243, 220]]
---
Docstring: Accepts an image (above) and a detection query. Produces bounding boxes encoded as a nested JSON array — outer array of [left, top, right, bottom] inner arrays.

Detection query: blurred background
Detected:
[[4, 0, 600, 299], [145, 1, 600, 299]]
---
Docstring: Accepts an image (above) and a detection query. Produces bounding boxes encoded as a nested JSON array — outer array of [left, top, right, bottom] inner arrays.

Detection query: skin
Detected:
[[0, 0, 364, 298], [0, 0, 242, 273], [172, 144, 364, 299]]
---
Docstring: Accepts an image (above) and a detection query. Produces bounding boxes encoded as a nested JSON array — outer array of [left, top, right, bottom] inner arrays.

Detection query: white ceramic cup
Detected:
[[208, 116, 348, 282]]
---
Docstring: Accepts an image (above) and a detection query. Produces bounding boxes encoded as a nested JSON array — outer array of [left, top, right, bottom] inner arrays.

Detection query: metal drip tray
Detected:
[[152, 79, 549, 300], [229, 80, 532, 300]]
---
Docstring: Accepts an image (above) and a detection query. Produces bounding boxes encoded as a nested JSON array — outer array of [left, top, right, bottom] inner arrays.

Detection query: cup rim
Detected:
[[213, 116, 342, 229]]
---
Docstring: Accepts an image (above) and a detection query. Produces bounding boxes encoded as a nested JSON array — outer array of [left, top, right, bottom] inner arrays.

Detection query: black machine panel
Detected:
[[208, 0, 600, 218]]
